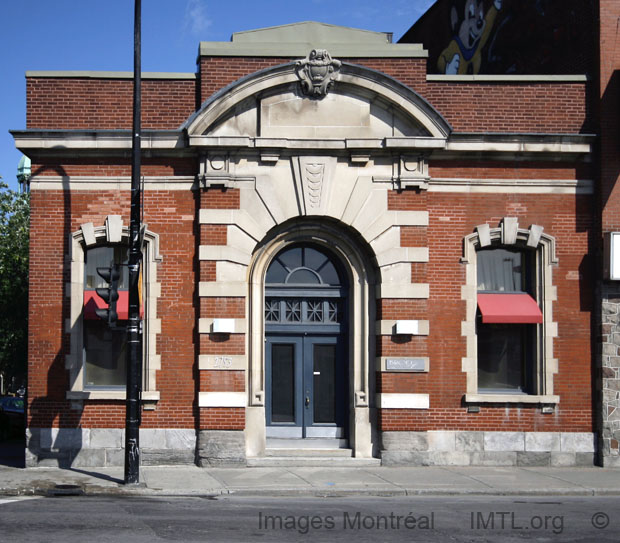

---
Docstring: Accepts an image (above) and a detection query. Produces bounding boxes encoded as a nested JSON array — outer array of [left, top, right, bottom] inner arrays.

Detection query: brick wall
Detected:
[[198, 55, 588, 134], [378, 189, 594, 432], [27, 77, 197, 130], [28, 173, 198, 430], [423, 81, 590, 133], [25, 41, 597, 447], [27, 57, 588, 135]]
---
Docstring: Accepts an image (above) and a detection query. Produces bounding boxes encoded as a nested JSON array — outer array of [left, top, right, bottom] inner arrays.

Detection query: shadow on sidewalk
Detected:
[[0, 436, 26, 468], [66, 467, 123, 485]]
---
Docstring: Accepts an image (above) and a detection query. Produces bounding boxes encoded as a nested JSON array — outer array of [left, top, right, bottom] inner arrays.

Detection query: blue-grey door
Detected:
[[264, 244, 348, 439], [266, 334, 347, 438]]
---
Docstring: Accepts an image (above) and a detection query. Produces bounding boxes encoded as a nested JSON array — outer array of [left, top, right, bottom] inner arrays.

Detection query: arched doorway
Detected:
[[245, 220, 377, 458], [264, 244, 349, 441]]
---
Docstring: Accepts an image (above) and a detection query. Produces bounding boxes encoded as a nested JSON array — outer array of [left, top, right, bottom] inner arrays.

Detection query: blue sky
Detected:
[[0, 0, 435, 190]]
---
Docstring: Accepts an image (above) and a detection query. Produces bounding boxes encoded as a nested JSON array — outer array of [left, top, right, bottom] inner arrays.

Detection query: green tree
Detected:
[[0, 182, 29, 394]]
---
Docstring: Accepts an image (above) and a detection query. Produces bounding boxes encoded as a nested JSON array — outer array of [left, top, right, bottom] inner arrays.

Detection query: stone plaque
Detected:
[[385, 358, 426, 372], [199, 355, 246, 370]]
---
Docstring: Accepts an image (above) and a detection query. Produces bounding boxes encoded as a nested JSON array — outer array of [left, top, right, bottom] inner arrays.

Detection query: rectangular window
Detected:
[[476, 247, 541, 394], [84, 320, 127, 388], [477, 322, 536, 392], [83, 245, 131, 388]]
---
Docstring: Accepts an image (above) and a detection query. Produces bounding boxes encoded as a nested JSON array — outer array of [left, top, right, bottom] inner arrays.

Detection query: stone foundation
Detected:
[[26, 428, 196, 468], [599, 283, 620, 466], [197, 430, 246, 466], [381, 431, 596, 467]]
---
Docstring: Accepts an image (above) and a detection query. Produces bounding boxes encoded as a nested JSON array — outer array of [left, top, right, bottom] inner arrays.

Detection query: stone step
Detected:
[[265, 447, 353, 457], [247, 456, 381, 468], [266, 438, 348, 449]]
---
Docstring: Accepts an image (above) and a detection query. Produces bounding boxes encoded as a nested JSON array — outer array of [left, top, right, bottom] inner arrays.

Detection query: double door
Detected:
[[266, 334, 347, 438]]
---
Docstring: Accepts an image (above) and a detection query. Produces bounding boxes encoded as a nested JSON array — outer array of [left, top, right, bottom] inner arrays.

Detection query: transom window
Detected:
[[265, 245, 346, 332], [266, 245, 342, 286]]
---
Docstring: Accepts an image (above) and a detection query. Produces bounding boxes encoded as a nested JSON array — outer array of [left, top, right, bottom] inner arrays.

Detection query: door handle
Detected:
[[305, 396, 310, 407]]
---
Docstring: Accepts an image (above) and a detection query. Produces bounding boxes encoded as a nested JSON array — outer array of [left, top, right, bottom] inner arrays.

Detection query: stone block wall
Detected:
[[381, 431, 596, 467], [598, 0, 620, 468], [26, 428, 196, 468], [599, 284, 620, 466], [197, 430, 246, 466]]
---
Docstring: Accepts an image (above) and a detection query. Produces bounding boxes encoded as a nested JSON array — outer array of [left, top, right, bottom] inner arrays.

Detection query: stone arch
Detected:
[[184, 61, 451, 141], [245, 218, 379, 458]]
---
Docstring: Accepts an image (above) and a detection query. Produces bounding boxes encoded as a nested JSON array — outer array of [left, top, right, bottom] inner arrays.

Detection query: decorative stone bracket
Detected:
[[199, 152, 254, 189], [373, 155, 430, 191]]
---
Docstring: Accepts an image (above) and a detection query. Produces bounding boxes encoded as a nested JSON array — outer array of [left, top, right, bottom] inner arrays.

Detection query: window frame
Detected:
[[66, 216, 162, 403], [82, 243, 131, 390], [461, 219, 559, 404]]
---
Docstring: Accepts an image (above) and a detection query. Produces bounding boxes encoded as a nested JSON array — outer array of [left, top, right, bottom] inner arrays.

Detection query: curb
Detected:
[[4, 484, 620, 499]]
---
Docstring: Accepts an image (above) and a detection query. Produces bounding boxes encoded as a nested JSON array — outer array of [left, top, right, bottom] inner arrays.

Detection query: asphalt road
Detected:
[[1, 494, 619, 542]]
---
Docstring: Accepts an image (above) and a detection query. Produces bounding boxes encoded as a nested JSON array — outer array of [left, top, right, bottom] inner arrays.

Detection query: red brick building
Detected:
[[13, 13, 609, 467]]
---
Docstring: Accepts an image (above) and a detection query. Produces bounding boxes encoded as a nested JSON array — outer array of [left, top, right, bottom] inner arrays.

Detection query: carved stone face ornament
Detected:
[[296, 49, 342, 98]]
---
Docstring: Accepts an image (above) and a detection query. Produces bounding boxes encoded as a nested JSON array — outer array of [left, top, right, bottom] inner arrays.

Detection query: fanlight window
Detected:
[[265, 245, 345, 328], [266, 246, 342, 286]]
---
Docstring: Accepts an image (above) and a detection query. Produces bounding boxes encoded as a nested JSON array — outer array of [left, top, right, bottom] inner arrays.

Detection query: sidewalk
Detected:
[[1, 464, 620, 498]]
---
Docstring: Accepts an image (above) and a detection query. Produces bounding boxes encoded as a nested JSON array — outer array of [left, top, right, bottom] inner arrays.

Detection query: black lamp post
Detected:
[[125, 0, 142, 485]]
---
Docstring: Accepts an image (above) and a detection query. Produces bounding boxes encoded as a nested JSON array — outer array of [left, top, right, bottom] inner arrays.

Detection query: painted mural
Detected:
[[399, 0, 595, 75]]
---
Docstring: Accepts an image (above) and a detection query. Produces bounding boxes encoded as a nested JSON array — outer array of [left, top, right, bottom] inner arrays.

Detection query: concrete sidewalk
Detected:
[[1, 464, 620, 498]]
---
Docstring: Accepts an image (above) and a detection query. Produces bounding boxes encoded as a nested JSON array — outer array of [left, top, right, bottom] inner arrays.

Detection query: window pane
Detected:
[[303, 247, 327, 271], [313, 344, 336, 423], [286, 268, 321, 284], [285, 300, 302, 322], [266, 245, 343, 287], [271, 344, 295, 423], [477, 249, 523, 292], [265, 259, 288, 284], [265, 299, 280, 322], [85, 246, 129, 289], [84, 321, 127, 387], [477, 323, 526, 391], [317, 260, 340, 285], [278, 247, 302, 272]]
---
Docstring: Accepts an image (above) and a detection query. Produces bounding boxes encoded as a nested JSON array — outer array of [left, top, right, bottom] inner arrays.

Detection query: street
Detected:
[[1, 494, 619, 542]]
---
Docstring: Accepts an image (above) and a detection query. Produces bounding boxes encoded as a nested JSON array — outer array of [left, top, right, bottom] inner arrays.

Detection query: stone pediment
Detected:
[[184, 59, 451, 148]]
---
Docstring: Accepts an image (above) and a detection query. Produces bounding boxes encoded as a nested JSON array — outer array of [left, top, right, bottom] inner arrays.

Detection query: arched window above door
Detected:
[[265, 244, 346, 331], [266, 245, 343, 287]]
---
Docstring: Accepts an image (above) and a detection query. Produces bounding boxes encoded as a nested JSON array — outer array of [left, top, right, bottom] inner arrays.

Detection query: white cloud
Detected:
[[184, 0, 212, 36]]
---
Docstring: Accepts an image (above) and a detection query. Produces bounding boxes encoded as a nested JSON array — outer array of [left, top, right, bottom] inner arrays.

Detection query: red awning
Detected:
[[83, 290, 143, 320], [477, 293, 542, 324]]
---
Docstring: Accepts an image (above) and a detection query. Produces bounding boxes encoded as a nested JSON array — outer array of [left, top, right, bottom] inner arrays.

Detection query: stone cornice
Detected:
[[11, 129, 187, 156], [12, 130, 594, 157]]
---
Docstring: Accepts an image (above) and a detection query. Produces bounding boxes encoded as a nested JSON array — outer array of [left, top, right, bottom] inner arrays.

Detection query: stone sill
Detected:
[[67, 390, 160, 401], [465, 393, 559, 404]]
